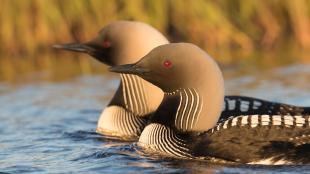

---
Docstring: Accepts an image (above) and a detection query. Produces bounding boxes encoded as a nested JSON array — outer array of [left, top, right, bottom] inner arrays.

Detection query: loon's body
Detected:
[[139, 92, 310, 164], [140, 115, 310, 164], [110, 43, 310, 164], [54, 20, 310, 140]]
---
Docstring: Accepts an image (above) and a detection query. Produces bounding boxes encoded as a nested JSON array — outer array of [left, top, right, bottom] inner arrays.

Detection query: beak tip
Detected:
[[52, 44, 62, 49], [108, 66, 115, 72], [109, 64, 149, 75], [50, 43, 90, 52], [109, 64, 133, 74], [108, 66, 126, 73]]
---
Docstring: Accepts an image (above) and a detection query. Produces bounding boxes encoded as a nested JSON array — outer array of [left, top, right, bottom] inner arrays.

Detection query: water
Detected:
[[1, 64, 310, 173]]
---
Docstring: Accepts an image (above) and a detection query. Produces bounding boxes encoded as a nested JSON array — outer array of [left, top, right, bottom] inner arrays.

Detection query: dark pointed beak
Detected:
[[53, 41, 111, 65], [109, 64, 150, 75], [52, 43, 96, 53]]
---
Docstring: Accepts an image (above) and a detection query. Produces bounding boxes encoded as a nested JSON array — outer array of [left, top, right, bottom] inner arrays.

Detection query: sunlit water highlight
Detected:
[[0, 64, 310, 173]]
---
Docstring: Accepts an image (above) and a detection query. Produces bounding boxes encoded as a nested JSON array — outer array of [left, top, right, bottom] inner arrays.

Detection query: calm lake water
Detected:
[[1, 63, 310, 173]]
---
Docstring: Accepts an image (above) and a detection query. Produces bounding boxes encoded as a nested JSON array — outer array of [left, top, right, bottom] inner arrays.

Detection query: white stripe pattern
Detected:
[[231, 117, 238, 127], [120, 74, 150, 116], [210, 115, 310, 133], [261, 115, 270, 126], [240, 100, 250, 112], [174, 88, 203, 132], [253, 101, 262, 109], [96, 106, 147, 137], [251, 115, 259, 127], [138, 123, 192, 158], [228, 100, 236, 110], [272, 115, 282, 125], [241, 116, 248, 125], [223, 99, 265, 112], [284, 116, 294, 126]]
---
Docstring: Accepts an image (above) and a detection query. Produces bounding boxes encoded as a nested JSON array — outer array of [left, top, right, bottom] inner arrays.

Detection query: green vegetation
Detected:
[[0, 0, 310, 81]]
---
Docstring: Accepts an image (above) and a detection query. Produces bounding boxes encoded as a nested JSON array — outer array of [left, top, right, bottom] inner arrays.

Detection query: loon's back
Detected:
[[193, 115, 310, 164]]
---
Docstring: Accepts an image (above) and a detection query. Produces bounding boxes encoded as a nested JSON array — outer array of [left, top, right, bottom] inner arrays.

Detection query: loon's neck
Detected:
[[166, 88, 203, 131], [149, 87, 221, 132], [120, 74, 163, 117]]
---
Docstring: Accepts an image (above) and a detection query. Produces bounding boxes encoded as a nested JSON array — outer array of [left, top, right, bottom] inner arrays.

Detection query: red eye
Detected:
[[163, 60, 173, 68], [103, 39, 111, 48]]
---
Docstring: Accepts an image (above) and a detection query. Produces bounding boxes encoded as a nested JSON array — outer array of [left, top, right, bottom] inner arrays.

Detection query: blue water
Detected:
[[1, 64, 310, 173]]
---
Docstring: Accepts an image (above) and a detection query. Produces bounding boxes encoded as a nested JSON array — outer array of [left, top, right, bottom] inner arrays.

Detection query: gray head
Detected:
[[110, 43, 225, 131], [53, 21, 169, 66]]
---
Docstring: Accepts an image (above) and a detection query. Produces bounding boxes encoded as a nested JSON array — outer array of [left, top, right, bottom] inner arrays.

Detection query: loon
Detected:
[[54, 21, 310, 140], [109, 43, 310, 165], [54, 21, 168, 139]]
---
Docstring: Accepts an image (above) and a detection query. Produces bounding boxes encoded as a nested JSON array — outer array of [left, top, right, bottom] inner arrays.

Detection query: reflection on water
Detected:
[[0, 50, 309, 83], [0, 53, 107, 83], [0, 60, 310, 173]]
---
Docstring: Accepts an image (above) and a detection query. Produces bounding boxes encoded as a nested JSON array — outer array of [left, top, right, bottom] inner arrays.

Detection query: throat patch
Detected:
[[120, 74, 151, 116], [174, 88, 203, 131]]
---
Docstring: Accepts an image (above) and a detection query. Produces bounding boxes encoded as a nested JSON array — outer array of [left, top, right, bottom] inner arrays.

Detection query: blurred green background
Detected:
[[1, 0, 310, 82]]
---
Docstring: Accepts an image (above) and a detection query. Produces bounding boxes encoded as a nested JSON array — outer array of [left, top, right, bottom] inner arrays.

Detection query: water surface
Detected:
[[1, 64, 310, 173]]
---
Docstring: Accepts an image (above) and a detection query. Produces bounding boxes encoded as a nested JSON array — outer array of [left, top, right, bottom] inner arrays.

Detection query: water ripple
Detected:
[[1, 67, 310, 173]]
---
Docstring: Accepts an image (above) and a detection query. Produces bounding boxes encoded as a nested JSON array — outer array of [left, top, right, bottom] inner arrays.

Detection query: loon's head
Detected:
[[53, 20, 169, 66], [110, 43, 225, 131]]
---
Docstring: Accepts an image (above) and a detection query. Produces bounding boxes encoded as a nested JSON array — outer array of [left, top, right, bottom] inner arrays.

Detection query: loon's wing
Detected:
[[192, 115, 310, 164], [220, 95, 310, 121]]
